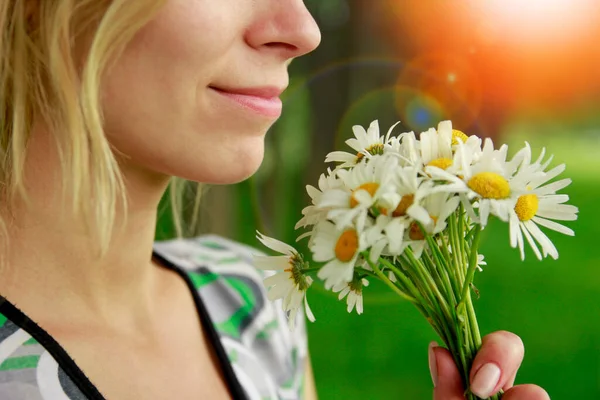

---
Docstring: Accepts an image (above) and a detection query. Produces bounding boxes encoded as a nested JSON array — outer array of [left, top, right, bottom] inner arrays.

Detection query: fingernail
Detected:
[[428, 341, 438, 387], [471, 363, 501, 398]]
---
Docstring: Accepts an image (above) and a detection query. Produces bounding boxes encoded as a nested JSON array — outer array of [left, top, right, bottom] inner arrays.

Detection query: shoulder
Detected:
[[153, 234, 263, 271], [153, 235, 310, 400]]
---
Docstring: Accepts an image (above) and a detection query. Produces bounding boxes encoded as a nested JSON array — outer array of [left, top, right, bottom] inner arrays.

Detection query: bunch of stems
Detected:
[[360, 205, 502, 400]]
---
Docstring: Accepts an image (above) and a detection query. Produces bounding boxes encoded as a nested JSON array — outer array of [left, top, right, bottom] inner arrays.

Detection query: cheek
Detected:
[[99, 0, 267, 184]]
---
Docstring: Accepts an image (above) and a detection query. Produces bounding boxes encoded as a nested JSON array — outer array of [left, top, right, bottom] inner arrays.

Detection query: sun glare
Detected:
[[475, 0, 598, 45]]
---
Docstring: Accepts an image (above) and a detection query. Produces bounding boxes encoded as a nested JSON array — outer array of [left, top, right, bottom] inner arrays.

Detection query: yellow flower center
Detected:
[[467, 172, 510, 199], [427, 157, 453, 170], [408, 216, 438, 240], [392, 194, 415, 217], [335, 230, 359, 262], [355, 143, 384, 162], [350, 182, 379, 208], [452, 129, 469, 145], [515, 194, 539, 221]]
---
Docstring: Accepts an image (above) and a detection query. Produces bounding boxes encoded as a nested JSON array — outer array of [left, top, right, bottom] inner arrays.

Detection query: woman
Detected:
[[0, 0, 549, 399]]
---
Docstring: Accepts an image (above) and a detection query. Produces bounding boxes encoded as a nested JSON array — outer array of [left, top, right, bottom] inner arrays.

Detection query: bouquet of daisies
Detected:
[[254, 120, 578, 400]]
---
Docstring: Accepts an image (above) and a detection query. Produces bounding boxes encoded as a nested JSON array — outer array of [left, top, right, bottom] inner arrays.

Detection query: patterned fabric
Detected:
[[0, 235, 308, 399], [0, 311, 90, 400]]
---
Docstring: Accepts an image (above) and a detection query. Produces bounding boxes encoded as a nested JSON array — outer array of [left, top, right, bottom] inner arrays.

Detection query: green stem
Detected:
[[364, 255, 417, 304], [459, 225, 482, 307]]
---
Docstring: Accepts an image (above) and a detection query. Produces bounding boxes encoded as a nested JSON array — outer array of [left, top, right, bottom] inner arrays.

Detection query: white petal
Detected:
[[535, 210, 577, 221], [509, 213, 519, 248], [479, 200, 490, 227], [256, 231, 296, 256], [411, 241, 425, 259], [439, 196, 460, 222], [525, 220, 558, 259], [521, 223, 542, 260], [407, 204, 431, 225], [370, 239, 386, 263], [319, 189, 351, 208], [325, 151, 357, 164], [385, 121, 403, 143], [264, 271, 291, 287], [356, 295, 364, 315], [532, 216, 575, 236], [254, 255, 291, 271], [535, 178, 571, 196], [529, 164, 565, 188], [346, 293, 357, 313], [540, 194, 570, 205], [516, 224, 525, 260], [304, 295, 316, 322]]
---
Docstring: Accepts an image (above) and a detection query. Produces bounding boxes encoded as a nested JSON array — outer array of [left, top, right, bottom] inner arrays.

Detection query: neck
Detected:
[[0, 122, 174, 333]]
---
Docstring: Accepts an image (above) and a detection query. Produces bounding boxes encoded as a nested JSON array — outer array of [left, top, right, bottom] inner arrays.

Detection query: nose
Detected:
[[245, 0, 322, 60]]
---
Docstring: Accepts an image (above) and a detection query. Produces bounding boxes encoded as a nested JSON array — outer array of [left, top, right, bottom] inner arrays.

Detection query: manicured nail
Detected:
[[428, 341, 438, 387], [471, 363, 501, 398]]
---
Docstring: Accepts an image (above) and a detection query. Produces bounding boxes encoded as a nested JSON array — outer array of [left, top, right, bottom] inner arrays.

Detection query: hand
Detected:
[[429, 331, 550, 399]]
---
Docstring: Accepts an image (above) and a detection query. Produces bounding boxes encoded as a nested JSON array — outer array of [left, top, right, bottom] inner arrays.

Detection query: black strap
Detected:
[[152, 251, 248, 400], [0, 296, 106, 399]]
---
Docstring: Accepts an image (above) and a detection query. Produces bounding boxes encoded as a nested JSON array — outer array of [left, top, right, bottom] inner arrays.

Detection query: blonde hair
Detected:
[[0, 0, 196, 257]]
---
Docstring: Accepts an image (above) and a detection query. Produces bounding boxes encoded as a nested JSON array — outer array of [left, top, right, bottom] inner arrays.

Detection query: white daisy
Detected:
[[448, 245, 487, 271], [325, 120, 386, 168], [452, 138, 529, 227], [446, 123, 483, 162], [295, 168, 342, 231], [477, 253, 487, 271], [385, 130, 421, 167], [372, 166, 428, 257], [508, 144, 578, 260], [416, 121, 484, 173], [310, 220, 365, 290], [419, 121, 453, 167], [254, 232, 316, 328], [363, 166, 445, 259], [331, 275, 369, 314], [319, 154, 400, 232]]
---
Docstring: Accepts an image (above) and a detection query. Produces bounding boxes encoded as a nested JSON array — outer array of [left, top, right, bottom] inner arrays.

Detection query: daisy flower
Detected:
[[369, 166, 427, 257], [385, 130, 421, 167], [508, 144, 579, 260], [325, 120, 386, 168], [418, 120, 483, 172], [450, 138, 530, 227], [331, 275, 369, 314], [311, 220, 365, 290], [319, 154, 400, 233], [254, 232, 315, 328], [445, 123, 484, 162], [476, 254, 487, 271], [448, 245, 487, 271], [295, 168, 341, 231], [419, 121, 453, 169]]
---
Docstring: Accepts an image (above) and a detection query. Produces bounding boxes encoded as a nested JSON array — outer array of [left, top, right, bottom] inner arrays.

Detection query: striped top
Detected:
[[0, 235, 308, 399]]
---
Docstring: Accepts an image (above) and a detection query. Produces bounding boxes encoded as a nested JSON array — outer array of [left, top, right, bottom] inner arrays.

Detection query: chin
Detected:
[[182, 145, 265, 185]]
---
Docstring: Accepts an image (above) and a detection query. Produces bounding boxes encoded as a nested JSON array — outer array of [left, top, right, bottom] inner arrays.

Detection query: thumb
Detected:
[[430, 343, 466, 400]]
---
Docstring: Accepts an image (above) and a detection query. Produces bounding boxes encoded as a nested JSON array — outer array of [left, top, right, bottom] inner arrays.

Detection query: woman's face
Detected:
[[101, 0, 321, 184]]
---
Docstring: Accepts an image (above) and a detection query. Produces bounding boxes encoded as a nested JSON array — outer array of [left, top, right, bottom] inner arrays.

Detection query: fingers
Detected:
[[431, 343, 465, 400], [469, 331, 525, 398], [503, 384, 550, 400]]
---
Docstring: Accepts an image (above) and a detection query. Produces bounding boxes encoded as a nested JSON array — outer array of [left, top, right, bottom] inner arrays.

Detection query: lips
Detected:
[[209, 85, 284, 118]]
